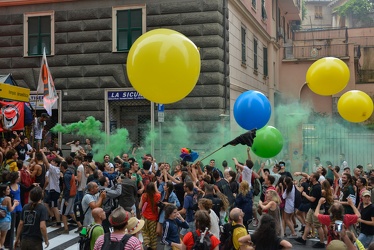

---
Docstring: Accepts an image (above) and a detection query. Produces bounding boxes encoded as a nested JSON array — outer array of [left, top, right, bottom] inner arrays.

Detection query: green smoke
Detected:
[[51, 116, 131, 162]]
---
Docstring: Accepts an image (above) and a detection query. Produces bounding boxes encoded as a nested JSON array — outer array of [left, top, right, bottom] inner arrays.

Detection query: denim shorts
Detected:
[[0, 221, 11, 231]]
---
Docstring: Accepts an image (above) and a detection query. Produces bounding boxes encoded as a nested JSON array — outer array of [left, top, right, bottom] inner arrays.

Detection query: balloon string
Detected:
[[198, 146, 224, 163]]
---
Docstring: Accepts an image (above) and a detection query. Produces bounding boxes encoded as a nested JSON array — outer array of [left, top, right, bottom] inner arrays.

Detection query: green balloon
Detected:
[[252, 126, 283, 158]]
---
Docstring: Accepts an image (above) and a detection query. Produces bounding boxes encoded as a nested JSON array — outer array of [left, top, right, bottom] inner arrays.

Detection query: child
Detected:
[[161, 204, 189, 250]]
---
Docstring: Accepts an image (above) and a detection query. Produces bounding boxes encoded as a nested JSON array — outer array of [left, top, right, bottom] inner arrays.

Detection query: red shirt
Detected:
[[318, 214, 358, 244], [141, 193, 161, 221], [183, 230, 220, 250]]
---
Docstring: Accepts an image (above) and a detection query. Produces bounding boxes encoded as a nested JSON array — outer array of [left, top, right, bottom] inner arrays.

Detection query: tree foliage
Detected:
[[302, 0, 307, 20], [336, 0, 373, 24]]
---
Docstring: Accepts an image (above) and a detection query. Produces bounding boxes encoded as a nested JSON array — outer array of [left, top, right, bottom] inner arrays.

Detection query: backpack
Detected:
[[220, 223, 245, 250], [252, 178, 261, 196], [20, 169, 33, 187], [192, 231, 212, 250], [79, 224, 102, 250], [69, 173, 77, 197], [3, 160, 15, 171], [141, 169, 154, 187], [294, 185, 302, 209], [188, 192, 199, 211], [75, 201, 90, 224], [101, 232, 132, 250]]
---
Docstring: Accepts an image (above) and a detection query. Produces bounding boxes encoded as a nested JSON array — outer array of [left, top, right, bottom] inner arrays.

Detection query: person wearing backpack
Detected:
[[93, 207, 142, 250], [3, 149, 19, 172], [235, 181, 253, 230], [181, 210, 220, 250], [88, 207, 105, 250], [139, 160, 155, 188], [60, 161, 83, 234], [98, 175, 122, 233], [82, 182, 107, 228]]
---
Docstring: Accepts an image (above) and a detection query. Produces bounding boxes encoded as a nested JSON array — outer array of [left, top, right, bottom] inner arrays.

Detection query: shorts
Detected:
[[0, 222, 10, 231], [43, 190, 50, 203], [306, 208, 321, 228], [21, 238, 43, 250], [298, 203, 310, 213], [48, 190, 60, 208], [61, 197, 75, 216]]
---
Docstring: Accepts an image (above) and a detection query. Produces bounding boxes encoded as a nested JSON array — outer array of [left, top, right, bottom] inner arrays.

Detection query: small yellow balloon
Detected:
[[338, 90, 373, 123], [306, 57, 350, 96], [127, 29, 201, 104]]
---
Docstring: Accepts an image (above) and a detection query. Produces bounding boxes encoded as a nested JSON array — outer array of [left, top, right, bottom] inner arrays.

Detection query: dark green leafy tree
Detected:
[[335, 0, 373, 26]]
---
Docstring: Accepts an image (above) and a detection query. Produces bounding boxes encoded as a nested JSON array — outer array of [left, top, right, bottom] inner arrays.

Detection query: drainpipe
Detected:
[[223, 0, 228, 114]]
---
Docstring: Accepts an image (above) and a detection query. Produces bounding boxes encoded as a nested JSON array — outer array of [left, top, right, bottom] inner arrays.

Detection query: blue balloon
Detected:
[[233, 90, 271, 130]]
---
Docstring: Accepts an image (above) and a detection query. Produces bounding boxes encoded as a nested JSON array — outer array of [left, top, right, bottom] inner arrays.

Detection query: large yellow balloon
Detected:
[[338, 90, 373, 123], [306, 57, 350, 96], [127, 29, 201, 104]]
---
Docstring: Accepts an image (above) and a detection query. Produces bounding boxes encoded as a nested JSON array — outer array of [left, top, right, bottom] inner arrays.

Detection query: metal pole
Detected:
[[159, 122, 162, 159]]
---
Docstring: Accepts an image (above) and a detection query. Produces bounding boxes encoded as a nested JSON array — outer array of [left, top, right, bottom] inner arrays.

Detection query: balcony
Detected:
[[279, 0, 301, 20], [283, 44, 349, 60], [293, 27, 347, 41]]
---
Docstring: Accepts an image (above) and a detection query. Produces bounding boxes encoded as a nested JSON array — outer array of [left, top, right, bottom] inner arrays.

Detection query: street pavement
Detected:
[[35, 223, 323, 250]]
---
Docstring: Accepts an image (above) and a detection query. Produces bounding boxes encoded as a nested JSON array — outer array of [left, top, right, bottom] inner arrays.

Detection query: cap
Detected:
[[326, 240, 347, 250], [125, 217, 145, 235], [326, 161, 332, 166], [362, 190, 371, 197]]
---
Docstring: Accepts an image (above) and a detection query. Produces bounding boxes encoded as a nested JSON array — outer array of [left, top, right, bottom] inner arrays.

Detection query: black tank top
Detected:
[[35, 164, 46, 188]]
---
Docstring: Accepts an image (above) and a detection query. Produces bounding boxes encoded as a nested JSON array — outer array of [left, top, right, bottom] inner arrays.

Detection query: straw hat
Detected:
[[125, 217, 145, 235], [326, 240, 347, 250]]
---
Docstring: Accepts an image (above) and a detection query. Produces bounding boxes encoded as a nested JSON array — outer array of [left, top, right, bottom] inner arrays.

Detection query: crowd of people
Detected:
[[0, 131, 372, 250]]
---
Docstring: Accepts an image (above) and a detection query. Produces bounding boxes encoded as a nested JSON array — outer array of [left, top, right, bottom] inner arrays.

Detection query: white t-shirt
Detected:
[[48, 164, 61, 193], [77, 164, 87, 191], [70, 144, 83, 153], [209, 209, 220, 239], [241, 165, 252, 187], [34, 118, 46, 140], [282, 185, 295, 214]]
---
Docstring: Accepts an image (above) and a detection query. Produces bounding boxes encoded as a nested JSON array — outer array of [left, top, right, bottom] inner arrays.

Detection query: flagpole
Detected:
[[199, 146, 224, 162]]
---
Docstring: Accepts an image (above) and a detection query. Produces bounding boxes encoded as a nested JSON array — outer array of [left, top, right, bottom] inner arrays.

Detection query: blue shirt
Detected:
[[183, 194, 194, 222], [0, 197, 11, 222], [161, 218, 189, 246], [10, 184, 22, 213]]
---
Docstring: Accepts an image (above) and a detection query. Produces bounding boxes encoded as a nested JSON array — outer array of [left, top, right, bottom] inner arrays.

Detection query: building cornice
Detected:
[[0, 0, 76, 7]]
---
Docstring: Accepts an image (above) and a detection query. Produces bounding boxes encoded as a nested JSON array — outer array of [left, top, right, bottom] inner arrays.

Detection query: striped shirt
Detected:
[[93, 232, 142, 250]]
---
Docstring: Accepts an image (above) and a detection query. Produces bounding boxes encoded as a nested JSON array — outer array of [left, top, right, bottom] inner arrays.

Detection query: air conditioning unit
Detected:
[[278, 27, 284, 38]]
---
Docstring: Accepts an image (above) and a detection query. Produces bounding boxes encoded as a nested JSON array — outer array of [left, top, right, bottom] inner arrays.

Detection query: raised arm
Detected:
[[247, 147, 252, 161], [233, 157, 244, 171]]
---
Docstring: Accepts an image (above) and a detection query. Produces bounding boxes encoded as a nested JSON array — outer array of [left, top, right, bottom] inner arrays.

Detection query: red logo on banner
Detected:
[[0, 101, 24, 131]]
